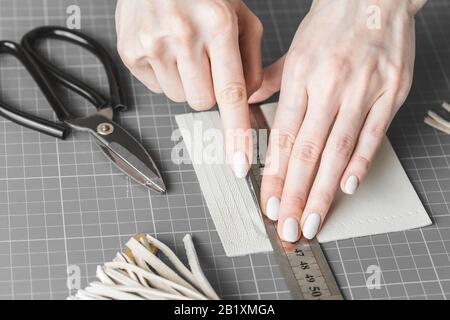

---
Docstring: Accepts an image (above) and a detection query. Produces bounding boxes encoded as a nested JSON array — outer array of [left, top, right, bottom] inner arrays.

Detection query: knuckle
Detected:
[[329, 134, 355, 158], [399, 74, 413, 97], [285, 50, 308, 78], [292, 140, 322, 163], [271, 130, 296, 156], [353, 154, 371, 171], [247, 72, 264, 96], [166, 2, 182, 18], [140, 35, 165, 60], [387, 72, 403, 92], [117, 44, 140, 68], [390, 73, 413, 105], [369, 124, 387, 140], [358, 64, 376, 87], [261, 175, 285, 194], [360, 62, 373, 78], [283, 193, 306, 211], [252, 18, 264, 37], [314, 191, 333, 205], [171, 17, 197, 51], [146, 44, 165, 60], [217, 83, 247, 107], [394, 90, 409, 109], [207, 1, 236, 32], [385, 60, 403, 79], [176, 36, 196, 55], [326, 54, 351, 75], [383, 60, 406, 87]]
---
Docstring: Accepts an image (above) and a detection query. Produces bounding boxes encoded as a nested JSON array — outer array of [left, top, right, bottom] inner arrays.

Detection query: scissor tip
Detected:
[[145, 179, 166, 194]]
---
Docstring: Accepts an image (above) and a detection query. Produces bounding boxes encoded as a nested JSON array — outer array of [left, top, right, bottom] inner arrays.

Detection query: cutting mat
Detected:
[[0, 0, 449, 300]]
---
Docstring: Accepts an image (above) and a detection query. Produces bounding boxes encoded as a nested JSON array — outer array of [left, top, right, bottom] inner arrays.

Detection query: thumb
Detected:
[[248, 54, 285, 104]]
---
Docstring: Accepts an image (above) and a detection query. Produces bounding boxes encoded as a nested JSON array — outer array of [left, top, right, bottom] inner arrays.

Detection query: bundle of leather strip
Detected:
[[69, 234, 219, 300], [424, 101, 450, 134]]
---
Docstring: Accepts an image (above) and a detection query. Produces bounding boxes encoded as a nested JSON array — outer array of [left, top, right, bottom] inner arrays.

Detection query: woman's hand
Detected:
[[250, 0, 423, 242], [115, 0, 264, 177]]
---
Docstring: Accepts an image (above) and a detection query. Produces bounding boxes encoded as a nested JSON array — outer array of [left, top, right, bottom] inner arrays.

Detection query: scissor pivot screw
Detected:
[[97, 122, 114, 135]]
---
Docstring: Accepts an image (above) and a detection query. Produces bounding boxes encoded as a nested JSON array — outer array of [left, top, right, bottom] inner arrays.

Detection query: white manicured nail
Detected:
[[232, 151, 249, 178], [266, 197, 280, 221], [282, 218, 299, 242], [302, 213, 321, 240], [344, 175, 359, 195]]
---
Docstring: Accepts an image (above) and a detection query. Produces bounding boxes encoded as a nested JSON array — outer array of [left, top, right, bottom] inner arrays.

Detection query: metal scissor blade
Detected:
[[66, 112, 166, 193], [96, 140, 166, 193]]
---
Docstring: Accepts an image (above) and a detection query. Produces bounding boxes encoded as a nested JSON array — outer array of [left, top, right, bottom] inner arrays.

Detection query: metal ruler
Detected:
[[248, 105, 343, 300]]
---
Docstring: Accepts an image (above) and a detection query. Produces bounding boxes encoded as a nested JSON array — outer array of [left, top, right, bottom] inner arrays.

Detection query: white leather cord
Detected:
[[70, 234, 219, 300], [424, 101, 450, 134]]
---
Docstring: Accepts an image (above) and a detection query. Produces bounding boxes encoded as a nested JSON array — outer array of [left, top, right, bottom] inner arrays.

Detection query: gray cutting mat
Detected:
[[0, 0, 449, 300]]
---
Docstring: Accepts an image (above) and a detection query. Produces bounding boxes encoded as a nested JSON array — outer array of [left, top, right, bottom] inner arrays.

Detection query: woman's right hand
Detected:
[[115, 0, 264, 177]]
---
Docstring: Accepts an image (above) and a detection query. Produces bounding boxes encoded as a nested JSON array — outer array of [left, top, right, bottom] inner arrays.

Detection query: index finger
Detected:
[[208, 33, 252, 178]]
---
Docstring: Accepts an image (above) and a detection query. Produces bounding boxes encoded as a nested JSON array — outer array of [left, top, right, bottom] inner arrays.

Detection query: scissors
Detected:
[[0, 26, 166, 193]]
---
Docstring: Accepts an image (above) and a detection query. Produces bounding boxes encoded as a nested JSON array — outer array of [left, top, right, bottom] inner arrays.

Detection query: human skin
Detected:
[[116, 0, 428, 242], [249, 0, 427, 242], [115, 0, 263, 178]]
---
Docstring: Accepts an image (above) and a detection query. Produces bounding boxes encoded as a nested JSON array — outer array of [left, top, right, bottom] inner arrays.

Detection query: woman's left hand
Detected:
[[249, 0, 421, 242]]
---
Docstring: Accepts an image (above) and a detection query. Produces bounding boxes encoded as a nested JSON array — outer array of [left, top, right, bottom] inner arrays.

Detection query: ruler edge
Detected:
[[248, 104, 343, 300]]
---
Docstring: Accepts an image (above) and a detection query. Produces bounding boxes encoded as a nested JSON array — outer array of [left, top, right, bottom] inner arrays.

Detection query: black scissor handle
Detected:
[[0, 41, 70, 139], [21, 26, 126, 114]]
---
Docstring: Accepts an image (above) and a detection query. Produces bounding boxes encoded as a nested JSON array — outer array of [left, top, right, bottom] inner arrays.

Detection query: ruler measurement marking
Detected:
[[249, 105, 343, 300]]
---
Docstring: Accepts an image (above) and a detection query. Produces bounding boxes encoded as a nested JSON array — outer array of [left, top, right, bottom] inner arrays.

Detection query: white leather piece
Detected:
[[174, 105, 431, 256], [175, 111, 272, 257]]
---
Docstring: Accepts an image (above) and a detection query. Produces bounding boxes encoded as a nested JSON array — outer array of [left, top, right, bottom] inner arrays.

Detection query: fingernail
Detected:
[[282, 218, 299, 242], [232, 151, 249, 178], [344, 175, 359, 195], [302, 213, 321, 240], [266, 197, 280, 221]]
